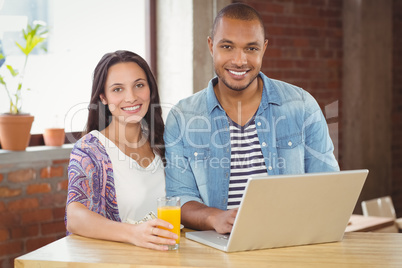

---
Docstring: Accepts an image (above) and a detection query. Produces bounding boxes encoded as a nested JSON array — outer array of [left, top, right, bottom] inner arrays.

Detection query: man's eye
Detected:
[[221, 45, 232, 49], [247, 47, 258, 51]]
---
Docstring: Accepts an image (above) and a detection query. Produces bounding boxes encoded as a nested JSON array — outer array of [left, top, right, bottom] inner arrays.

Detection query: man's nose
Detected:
[[232, 49, 247, 66]]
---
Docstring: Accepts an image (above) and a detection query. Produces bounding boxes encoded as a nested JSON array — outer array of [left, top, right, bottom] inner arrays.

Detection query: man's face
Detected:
[[208, 17, 267, 92]]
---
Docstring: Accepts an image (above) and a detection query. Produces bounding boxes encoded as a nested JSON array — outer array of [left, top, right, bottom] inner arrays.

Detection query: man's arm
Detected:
[[182, 201, 238, 234], [164, 106, 237, 233], [303, 91, 340, 172], [164, 108, 204, 204]]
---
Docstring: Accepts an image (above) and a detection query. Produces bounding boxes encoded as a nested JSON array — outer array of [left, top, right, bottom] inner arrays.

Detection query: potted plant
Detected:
[[43, 115, 66, 147], [0, 21, 48, 150]]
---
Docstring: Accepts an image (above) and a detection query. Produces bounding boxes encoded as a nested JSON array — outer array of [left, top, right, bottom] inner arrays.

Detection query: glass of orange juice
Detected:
[[157, 196, 181, 250]]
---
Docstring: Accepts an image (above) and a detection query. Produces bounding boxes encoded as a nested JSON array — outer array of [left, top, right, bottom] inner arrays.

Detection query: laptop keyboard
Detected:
[[217, 234, 230, 240]]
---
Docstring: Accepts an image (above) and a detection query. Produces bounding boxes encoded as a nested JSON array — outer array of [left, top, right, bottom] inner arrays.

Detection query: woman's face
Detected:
[[100, 62, 150, 125]]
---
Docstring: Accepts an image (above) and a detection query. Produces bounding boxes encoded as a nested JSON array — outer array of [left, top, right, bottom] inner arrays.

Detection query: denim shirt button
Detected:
[[194, 152, 198, 157], [268, 166, 273, 170], [257, 122, 261, 126], [262, 142, 267, 147], [288, 141, 292, 147]]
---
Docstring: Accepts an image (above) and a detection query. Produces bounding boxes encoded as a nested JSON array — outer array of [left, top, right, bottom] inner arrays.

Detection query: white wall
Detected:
[[156, 0, 193, 121]]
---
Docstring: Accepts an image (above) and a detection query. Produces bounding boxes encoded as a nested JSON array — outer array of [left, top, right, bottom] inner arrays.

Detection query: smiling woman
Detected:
[[65, 50, 175, 251], [0, 0, 149, 140]]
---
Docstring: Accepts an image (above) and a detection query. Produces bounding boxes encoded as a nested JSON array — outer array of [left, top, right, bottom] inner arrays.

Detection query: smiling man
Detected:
[[164, 3, 339, 234]]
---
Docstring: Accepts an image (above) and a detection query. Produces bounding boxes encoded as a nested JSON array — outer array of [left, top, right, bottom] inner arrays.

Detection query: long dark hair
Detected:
[[84, 50, 165, 159]]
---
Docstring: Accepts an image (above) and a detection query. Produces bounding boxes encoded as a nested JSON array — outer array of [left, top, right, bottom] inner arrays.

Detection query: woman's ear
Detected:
[[100, 94, 107, 105]]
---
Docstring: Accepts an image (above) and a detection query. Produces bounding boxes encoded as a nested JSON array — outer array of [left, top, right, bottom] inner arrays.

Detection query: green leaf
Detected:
[[10, 102, 18, 114], [0, 75, 5, 85], [6, 65, 19, 77], [40, 43, 48, 52], [16, 29, 47, 56], [15, 41, 27, 55], [22, 27, 28, 39]]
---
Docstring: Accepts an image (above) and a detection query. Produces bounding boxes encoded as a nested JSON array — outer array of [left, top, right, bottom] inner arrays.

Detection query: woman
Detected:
[[65, 50, 177, 251]]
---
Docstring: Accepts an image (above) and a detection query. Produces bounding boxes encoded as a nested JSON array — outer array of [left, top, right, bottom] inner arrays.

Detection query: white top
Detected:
[[91, 130, 165, 222]]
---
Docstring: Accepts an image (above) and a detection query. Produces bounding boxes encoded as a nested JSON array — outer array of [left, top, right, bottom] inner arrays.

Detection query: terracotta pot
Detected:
[[0, 114, 34, 151], [43, 128, 65, 146]]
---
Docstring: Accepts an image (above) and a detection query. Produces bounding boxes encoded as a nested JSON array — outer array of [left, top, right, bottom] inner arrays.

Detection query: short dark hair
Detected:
[[211, 3, 265, 40], [85, 50, 165, 160]]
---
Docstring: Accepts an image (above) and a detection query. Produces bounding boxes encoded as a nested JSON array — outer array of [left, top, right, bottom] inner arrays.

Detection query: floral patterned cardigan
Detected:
[[64, 133, 121, 235]]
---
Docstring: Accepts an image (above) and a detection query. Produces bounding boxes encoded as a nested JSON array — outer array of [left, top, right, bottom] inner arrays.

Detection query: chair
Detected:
[[361, 196, 402, 232]]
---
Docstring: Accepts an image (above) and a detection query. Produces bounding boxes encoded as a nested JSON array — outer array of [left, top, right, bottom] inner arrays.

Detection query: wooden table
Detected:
[[345, 214, 397, 232], [15, 231, 402, 267]]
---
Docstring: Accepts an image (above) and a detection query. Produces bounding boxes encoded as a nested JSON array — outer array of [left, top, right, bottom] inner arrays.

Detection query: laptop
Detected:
[[185, 169, 368, 252]]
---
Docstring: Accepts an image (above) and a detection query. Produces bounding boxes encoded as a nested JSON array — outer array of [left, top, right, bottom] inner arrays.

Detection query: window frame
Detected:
[[20, 0, 157, 147]]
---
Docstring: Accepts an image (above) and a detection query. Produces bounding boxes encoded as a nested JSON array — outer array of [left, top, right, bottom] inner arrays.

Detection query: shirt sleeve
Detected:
[[164, 107, 205, 206], [66, 144, 98, 209], [302, 91, 340, 172], [64, 135, 120, 235]]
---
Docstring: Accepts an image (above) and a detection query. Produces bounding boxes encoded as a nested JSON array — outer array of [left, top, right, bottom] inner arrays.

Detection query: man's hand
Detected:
[[209, 208, 238, 234], [181, 201, 238, 234]]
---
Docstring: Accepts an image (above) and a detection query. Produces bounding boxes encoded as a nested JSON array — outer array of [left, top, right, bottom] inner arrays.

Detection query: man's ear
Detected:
[[207, 36, 214, 57], [100, 94, 107, 105], [262, 39, 269, 55]]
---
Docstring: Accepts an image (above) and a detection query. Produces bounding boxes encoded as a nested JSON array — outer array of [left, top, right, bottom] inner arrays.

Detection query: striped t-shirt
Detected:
[[227, 116, 268, 210]]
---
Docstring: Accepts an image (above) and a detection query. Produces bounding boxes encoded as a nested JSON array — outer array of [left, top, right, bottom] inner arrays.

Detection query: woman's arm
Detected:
[[66, 202, 178, 251]]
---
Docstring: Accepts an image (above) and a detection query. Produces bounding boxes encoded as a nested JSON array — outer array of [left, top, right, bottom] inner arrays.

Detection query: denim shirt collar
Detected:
[[206, 72, 282, 115], [206, 77, 221, 114]]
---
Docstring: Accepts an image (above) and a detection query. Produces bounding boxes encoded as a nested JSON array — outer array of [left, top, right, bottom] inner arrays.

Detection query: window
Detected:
[[0, 0, 148, 136]]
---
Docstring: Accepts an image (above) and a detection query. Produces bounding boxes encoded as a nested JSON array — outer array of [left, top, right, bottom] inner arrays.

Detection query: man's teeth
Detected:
[[122, 105, 140, 111], [229, 70, 246, 76]]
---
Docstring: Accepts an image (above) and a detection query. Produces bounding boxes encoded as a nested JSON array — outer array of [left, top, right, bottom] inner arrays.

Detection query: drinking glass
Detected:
[[157, 196, 181, 250]]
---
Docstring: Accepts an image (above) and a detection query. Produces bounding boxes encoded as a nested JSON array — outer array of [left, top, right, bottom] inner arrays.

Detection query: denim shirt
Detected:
[[164, 73, 339, 210]]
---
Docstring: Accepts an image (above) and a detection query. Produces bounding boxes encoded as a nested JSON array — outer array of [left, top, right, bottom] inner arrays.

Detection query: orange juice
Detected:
[[157, 206, 181, 244]]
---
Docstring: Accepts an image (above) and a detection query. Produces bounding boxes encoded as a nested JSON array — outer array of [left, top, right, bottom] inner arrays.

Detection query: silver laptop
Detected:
[[185, 169, 368, 252]]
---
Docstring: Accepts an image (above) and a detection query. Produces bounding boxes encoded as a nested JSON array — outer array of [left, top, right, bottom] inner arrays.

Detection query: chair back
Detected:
[[361, 196, 396, 219]]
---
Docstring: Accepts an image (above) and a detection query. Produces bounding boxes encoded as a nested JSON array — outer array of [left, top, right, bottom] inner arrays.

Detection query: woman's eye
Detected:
[[136, 83, 144, 88], [113, 87, 122, 92]]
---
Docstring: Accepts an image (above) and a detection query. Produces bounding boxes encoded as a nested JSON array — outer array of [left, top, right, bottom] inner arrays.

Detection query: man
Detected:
[[164, 3, 339, 234]]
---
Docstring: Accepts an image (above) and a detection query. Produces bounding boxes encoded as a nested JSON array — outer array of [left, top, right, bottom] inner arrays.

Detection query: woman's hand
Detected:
[[67, 202, 178, 251], [126, 219, 178, 251]]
